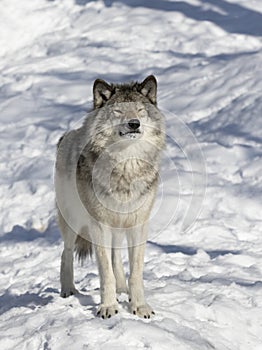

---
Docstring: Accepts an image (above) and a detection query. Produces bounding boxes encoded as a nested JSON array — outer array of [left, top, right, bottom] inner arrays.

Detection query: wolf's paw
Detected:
[[97, 304, 119, 319], [60, 287, 79, 298], [130, 303, 155, 319]]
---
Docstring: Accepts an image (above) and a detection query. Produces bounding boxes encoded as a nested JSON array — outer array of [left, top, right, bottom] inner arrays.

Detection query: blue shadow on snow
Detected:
[[148, 241, 241, 260], [80, 0, 262, 37], [0, 222, 61, 245], [0, 291, 53, 316]]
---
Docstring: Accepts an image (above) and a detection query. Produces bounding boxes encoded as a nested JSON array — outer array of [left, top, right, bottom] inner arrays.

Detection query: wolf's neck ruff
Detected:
[[77, 153, 159, 200]]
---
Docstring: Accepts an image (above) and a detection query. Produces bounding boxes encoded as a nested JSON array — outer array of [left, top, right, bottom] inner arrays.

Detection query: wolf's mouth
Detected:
[[119, 130, 141, 137]]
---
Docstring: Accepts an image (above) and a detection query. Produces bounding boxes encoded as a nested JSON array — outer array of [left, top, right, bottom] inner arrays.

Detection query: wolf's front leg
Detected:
[[128, 242, 155, 318], [112, 248, 128, 294], [95, 245, 119, 318]]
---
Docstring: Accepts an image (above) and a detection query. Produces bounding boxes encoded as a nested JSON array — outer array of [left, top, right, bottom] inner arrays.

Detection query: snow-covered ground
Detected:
[[0, 0, 262, 349]]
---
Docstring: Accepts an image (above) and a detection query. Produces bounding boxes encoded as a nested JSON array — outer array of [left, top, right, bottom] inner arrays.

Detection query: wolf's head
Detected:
[[88, 76, 165, 154]]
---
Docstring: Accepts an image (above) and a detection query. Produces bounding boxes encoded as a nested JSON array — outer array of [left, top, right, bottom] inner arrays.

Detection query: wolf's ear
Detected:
[[139, 75, 157, 104], [93, 79, 113, 109]]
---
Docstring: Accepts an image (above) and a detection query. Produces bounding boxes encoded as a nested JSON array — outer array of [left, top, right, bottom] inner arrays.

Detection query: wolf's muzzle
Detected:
[[119, 119, 142, 138]]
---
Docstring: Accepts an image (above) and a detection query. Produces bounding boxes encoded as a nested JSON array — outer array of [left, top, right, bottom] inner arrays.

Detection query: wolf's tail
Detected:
[[75, 234, 93, 264]]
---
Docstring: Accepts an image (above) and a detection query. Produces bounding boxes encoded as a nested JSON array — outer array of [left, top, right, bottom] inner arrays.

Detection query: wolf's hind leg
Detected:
[[58, 211, 78, 298], [112, 248, 128, 294], [60, 244, 78, 298]]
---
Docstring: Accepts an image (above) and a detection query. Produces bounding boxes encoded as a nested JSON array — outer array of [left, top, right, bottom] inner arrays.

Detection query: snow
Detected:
[[0, 0, 262, 349]]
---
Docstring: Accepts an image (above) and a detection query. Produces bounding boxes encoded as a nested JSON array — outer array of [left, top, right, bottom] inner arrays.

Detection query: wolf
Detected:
[[55, 75, 165, 319]]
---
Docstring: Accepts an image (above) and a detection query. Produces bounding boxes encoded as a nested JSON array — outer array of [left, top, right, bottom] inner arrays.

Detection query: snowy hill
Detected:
[[0, 0, 262, 349]]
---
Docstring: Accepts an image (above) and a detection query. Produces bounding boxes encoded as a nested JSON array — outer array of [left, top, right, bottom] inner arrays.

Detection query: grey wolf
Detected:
[[55, 75, 165, 319]]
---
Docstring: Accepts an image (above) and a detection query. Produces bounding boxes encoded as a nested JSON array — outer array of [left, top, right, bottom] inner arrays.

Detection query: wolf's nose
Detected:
[[128, 119, 140, 130]]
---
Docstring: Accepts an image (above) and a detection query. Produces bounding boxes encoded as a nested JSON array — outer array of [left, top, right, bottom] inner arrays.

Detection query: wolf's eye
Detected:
[[138, 108, 146, 116], [114, 110, 123, 117]]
